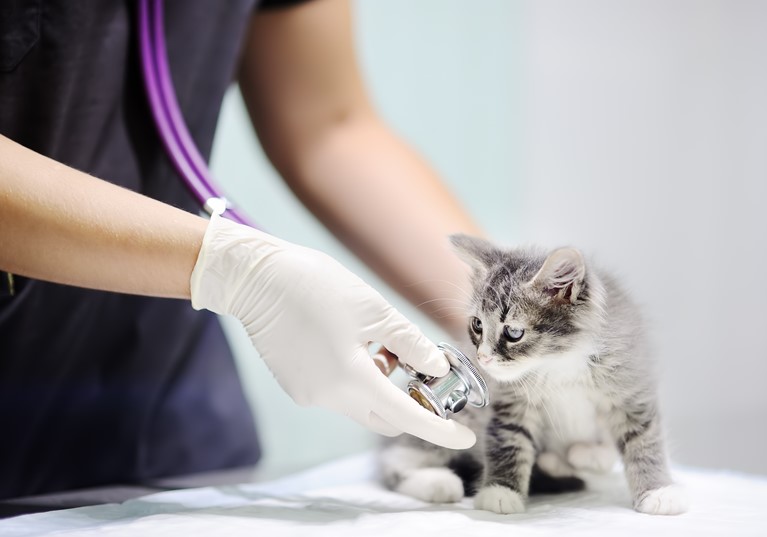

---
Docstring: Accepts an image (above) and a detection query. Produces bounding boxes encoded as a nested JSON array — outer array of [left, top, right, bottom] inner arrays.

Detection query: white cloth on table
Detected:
[[1, 453, 765, 536]]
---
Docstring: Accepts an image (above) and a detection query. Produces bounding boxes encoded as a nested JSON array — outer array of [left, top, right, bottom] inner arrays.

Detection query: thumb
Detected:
[[368, 306, 449, 378], [350, 351, 476, 449]]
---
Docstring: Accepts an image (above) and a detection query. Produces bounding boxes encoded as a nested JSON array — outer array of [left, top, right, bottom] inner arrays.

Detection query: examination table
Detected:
[[1, 453, 765, 536]]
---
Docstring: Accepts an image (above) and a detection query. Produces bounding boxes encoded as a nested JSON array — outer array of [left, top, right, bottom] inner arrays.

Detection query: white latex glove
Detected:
[[190, 214, 476, 450]]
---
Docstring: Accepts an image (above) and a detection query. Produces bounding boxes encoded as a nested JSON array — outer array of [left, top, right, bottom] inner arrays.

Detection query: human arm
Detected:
[[0, 133, 206, 298], [239, 0, 483, 341], [0, 133, 474, 448]]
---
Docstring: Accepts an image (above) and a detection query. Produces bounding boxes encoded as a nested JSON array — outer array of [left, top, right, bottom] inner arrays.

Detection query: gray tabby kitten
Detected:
[[380, 235, 687, 515]]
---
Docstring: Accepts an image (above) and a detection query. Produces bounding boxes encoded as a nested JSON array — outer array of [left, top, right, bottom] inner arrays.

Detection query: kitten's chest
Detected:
[[536, 383, 608, 450]]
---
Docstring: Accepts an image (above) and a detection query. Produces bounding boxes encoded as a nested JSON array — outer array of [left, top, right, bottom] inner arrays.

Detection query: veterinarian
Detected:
[[0, 0, 481, 499]]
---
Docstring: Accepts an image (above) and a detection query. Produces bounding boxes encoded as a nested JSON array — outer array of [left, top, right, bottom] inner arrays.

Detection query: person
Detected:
[[0, 0, 482, 499]]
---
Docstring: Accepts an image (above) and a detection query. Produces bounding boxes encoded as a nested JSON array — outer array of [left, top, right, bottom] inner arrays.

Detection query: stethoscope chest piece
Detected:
[[405, 343, 489, 419]]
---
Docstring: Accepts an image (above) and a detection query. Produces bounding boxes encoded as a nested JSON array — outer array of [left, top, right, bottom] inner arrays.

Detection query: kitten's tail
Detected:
[[448, 454, 585, 496], [529, 464, 586, 495]]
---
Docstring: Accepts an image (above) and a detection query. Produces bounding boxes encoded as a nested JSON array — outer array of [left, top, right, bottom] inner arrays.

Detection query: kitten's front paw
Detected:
[[474, 485, 526, 514], [635, 485, 689, 515], [567, 442, 618, 474], [395, 468, 464, 503]]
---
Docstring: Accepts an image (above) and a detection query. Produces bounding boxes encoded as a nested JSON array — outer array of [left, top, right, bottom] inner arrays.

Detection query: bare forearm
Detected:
[[238, 0, 482, 338], [0, 135, 207, 298], [278, 116, 483, 338]]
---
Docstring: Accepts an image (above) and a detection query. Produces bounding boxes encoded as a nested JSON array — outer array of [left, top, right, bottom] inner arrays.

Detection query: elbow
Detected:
[[255, 97, 378, 182]]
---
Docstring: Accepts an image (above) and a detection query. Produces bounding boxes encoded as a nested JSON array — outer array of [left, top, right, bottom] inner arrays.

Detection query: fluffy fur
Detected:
[[380, 235, 687, 515]]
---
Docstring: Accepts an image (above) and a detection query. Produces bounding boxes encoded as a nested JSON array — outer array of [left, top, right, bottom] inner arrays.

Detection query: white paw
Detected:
[[473, 484, 526, 514], [395, 468, 464, 503], [567, 442, 618, 474], [537, 451, 575, 477], [635, 485, 689, 515]]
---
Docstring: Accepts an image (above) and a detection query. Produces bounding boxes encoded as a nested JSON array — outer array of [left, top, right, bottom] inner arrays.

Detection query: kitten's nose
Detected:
[[477, 352, 494, 364]]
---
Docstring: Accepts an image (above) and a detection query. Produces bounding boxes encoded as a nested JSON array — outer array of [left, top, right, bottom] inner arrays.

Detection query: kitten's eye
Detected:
[[503, 326, 525, 343], [470, 316, 483, 333]]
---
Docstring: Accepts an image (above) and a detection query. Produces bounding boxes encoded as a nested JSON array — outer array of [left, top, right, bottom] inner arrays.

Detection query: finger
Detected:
[[363, 365, 476, 449], [369, 411, 404, 437], [347, 407, 403, 437], [369, 306, 449, 378]]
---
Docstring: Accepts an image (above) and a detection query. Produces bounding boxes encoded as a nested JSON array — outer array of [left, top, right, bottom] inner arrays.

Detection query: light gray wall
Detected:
[[210, 0, 767, 477]]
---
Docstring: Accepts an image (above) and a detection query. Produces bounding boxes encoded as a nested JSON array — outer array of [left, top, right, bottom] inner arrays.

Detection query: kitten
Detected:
[[380, 235, 688, 515]]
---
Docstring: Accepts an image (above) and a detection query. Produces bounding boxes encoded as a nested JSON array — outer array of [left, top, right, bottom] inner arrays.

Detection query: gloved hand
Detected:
[[190, 213, 476, 449]]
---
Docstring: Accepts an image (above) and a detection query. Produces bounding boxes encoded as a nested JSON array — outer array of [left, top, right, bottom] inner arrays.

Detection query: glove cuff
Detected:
[[190, 213, 285, 315], [190, 213, 231, 313]]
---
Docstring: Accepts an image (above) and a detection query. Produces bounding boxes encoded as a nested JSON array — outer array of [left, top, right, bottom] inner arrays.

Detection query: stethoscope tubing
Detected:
[[137, 1, 493, 419], [138, 0, 255, 227]]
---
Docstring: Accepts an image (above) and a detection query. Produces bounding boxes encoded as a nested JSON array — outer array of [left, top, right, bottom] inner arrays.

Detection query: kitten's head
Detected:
[[451, 234, 604, 383]]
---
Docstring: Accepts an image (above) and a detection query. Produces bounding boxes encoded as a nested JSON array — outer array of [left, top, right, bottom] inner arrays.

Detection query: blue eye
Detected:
[[503, 326, 525, 343], [471, 317, 483, 333]]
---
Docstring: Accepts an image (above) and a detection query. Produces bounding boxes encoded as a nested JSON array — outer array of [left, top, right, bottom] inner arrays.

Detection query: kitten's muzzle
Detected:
[[477, 352, 494, 364], [403, 343, 490, 419]]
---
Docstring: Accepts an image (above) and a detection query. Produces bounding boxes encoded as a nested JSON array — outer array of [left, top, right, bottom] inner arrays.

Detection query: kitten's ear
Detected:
[[529, 248, 586, 304], [449, 234, 498, 278]]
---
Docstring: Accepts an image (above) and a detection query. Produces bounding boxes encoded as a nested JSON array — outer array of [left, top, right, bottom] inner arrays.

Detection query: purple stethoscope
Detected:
[[137, 0, 254, 227], [138, 0, 489, 418]]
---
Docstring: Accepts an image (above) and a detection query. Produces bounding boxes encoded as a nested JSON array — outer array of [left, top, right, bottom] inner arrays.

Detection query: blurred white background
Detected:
[[210, 0, 767, 477]]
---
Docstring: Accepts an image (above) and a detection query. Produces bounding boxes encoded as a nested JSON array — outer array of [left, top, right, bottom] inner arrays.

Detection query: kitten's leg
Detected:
[[474, 417, 536, 514], [379, 441, 466, 503], [609, 406, 688, 515], [568, 417, 619, 473], [566, 442, 618, 474], [539, 442, 616, 476], [537, 451, 574, 477]]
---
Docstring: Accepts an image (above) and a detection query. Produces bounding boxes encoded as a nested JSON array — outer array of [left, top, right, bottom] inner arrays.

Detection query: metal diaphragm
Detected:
[[405, 342, 489, 419]]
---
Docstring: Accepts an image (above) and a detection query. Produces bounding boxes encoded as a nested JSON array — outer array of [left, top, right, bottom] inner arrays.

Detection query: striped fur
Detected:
[[379, 236, 687, 515]]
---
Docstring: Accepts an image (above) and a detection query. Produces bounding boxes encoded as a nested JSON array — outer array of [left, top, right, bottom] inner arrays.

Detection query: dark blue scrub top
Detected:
[[0, 0, 307, 499]]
